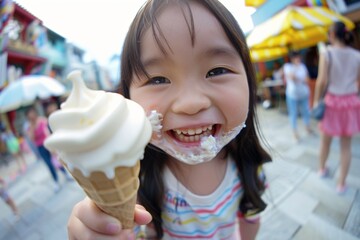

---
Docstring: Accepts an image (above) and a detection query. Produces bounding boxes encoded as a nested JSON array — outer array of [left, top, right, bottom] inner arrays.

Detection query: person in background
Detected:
[[314, 21, 360, 194], [0, 128, 27, 173], [283, 51, 313, 141], [271, 61, 284, 106], [22, 119, 42, 161], [45, 102, 73, 181], [25, 107, 61, 192], [66, 0, 271, 239], [262, 61, 284, 109], [272, 61, 284, 82], [0, 176, 19, 217]]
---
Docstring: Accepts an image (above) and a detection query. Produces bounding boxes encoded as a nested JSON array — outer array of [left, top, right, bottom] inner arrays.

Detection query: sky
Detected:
[[14, 0, 255, 65]]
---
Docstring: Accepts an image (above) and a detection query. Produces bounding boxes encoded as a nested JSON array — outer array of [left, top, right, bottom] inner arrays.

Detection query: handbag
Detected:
[[311, 100, 326, 120], [311, 50, 331, 120]]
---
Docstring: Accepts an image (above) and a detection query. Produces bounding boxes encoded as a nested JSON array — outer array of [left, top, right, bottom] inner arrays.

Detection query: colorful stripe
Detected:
[[161, 161, 242, 239], [163, 222, 236, 239]]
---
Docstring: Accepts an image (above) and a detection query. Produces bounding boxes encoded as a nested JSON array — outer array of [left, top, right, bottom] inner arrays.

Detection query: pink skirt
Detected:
[[320, 93, 360, 136]]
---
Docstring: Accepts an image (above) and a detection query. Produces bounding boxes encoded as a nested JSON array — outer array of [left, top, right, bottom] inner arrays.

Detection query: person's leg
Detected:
[[51, 154, 72, 180], [338, 136, 351, 190], [319, 133, 332, 176], [60, 166, 73, 181], [14, 152, 27, 172], [1, 190, 19, 215], [59, 166, 66, 174], [37, 145, 59, 183], [286, 96, 299, 139], [6, 197, 19, 215], [299, 97, 312, 133], [24, 135, 41, 160], [262, 87, 272, 109]]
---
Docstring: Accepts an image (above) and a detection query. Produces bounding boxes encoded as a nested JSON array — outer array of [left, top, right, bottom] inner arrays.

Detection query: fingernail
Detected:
[[106, 222, 120, 234]]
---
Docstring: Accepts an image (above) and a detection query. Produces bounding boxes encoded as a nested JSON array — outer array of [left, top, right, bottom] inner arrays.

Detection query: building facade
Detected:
[[0, 1, 114, 136]]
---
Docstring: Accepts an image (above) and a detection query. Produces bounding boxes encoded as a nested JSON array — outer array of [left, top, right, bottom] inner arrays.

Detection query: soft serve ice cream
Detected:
[[44, 70, 152, 229], [45, 70, 152, 178]]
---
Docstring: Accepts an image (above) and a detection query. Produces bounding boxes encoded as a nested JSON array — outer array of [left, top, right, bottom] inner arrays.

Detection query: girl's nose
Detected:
[[171, 85, 211, 115]]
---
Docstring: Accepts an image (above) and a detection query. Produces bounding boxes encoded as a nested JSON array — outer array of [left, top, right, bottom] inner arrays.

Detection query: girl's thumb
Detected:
[[134, 204, 152, 225]]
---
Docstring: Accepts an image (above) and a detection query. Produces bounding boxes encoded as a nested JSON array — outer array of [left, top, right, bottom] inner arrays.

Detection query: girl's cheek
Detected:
[[147, 102, 159, 109], [132, 100, 159, 115], [144, 104, 160, 115], [129, 88, 163, 116]]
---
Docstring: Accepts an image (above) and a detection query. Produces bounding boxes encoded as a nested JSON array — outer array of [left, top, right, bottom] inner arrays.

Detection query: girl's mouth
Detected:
[[169, 124, 217, 143]]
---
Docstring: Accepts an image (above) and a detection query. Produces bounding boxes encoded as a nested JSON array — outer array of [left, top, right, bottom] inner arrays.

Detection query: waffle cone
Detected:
[[64, 160, 140, 229]]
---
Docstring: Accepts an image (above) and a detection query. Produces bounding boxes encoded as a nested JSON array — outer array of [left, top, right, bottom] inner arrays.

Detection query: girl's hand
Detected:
[[68, 197, 152, 240]]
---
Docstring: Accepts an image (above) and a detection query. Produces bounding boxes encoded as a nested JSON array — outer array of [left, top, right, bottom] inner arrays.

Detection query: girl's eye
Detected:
[[206, 67, 229, 78], [146, 76, 171, 85]]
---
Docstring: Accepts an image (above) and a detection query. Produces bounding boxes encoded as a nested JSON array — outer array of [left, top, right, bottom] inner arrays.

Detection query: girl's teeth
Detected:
[[188, 129, 195, 135], [172, 125, 214, 143], [177, 134, 202, 142], [195, 128, 203, 134]]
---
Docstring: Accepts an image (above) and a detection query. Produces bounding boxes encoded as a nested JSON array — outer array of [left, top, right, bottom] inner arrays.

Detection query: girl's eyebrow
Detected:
[[202, 46, 239, 59], [142, 56, 165, 69], [142, 47, 238, 68]]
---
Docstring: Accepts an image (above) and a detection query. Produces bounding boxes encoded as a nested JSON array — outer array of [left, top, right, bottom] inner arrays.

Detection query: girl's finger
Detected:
[[134, 204, 152, 225], [68, 215, 130, 240], [73, 197, 122, 235]]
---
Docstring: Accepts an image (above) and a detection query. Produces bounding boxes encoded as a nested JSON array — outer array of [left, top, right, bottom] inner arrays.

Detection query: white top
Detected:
[[283, 62, 310, 99], [326, 46, 360, 95]]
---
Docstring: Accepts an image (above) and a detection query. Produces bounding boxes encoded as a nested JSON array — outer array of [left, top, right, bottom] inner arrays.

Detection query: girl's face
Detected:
[[130, 2, 249, 161]]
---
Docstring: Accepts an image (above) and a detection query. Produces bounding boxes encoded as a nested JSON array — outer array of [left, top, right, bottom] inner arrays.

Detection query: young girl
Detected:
[[314, 22, 360, 194], [67, 0, 271, 239]]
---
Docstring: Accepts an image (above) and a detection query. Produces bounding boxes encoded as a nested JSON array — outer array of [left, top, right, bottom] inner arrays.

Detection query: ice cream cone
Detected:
[[63, 160, 140, 229], [44, 71, 153, 229]]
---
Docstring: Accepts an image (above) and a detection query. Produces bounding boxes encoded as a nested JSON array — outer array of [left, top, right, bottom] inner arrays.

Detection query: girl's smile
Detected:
[[169, 124, 216, 145]]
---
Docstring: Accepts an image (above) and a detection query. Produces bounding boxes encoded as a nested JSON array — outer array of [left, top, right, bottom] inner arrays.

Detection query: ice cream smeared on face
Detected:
[[148, 110, 163, 135], [200, 135, 216, 152], [44, 70, 152, 178], [147, 110, 246, 165]]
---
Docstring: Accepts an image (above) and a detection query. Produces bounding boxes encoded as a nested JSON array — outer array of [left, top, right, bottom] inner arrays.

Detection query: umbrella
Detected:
[[0, 75, 66, 112], [250, 47, 289, 63], [247, 6, 355, 62], [245, 0, 266, 7]]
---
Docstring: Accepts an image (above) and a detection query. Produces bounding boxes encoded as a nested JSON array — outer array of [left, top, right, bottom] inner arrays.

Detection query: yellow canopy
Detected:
[[250, 47, 288, 62], [245, 0, 267, 7], [247, 6, 355, 62]]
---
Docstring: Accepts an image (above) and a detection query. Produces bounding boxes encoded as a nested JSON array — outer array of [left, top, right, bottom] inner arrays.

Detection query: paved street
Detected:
[[0, 105, 359, 240], [257, 107, 360, 240]]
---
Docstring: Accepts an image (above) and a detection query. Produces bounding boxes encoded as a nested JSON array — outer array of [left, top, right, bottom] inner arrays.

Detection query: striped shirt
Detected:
[[135, 158, 264, 239], [161, 159, 242, 239]]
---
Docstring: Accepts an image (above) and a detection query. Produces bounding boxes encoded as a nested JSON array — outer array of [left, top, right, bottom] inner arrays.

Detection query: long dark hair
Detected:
[[119, 0, 271, 238], [331, 21, 354, 45]]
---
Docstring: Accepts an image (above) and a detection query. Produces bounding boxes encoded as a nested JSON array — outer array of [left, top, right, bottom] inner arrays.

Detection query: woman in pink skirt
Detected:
[[314, 21, 360, 194]]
